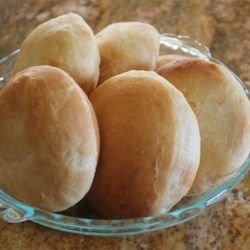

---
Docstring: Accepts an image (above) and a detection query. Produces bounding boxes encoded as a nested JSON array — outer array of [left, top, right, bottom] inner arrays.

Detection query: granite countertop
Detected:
[[0, 0, 249, 249]]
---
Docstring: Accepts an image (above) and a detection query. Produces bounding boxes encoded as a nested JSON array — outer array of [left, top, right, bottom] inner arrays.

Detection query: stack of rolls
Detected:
[[0, 13, 249, 219]]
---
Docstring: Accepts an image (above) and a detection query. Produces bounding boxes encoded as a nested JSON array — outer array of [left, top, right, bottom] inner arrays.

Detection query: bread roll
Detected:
[[0, 65, 99, 211], [157, 59, 250, 193], [96, 22, 160, 84], [12, 13, 100, 94], [87, 70, 200, 219]]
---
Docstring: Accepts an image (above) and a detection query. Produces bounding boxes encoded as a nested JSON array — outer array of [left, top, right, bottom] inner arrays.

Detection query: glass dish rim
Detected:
[[0, 33, 249, 236]]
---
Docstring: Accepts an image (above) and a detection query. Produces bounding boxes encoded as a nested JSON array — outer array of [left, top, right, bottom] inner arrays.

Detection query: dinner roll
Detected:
[[12, 13, 100, 94], [157, 59, 250, 193], [87, 70, 200, 219], [96, 22, 160, 84], [0, 65, 99, 211]]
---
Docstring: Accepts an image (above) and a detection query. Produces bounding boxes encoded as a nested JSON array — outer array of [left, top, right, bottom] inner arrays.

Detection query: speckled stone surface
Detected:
[[0, 0, 249, 249]]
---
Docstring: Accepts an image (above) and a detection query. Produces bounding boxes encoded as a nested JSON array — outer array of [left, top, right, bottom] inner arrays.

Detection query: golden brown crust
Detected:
[[157, 58, 250, 193], [0, 65, 100, 211], [12, 13, 100, 94], [96, 22, 160, 84], [87, 70, 200, 219], [156, 54, 194, 71]]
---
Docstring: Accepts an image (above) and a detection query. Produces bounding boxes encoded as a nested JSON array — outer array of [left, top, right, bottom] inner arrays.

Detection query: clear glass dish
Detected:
[[0, 34, 249, 236]]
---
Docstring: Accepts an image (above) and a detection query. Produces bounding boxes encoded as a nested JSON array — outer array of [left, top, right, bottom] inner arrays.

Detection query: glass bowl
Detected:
[[0, 34, 249, 236]]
